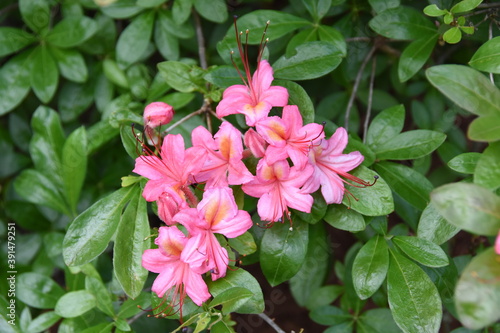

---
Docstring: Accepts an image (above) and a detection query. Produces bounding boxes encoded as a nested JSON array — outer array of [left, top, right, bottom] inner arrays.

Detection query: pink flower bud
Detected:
[[496, 230, 500, 255], [244, 128, 267, 158], [143, 102, 174, 128]]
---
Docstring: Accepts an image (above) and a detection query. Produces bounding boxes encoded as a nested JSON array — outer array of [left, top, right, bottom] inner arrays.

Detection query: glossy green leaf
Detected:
[[58, 82, 94, 123], [55, 290, 96, 318], [172, 0, 192, 25], [366, 104, 405, 148], [374, 130, 446, 160], [100, 0, 144, 18], [30, 45, 59, 103], [469, 36, 500, 74], [0, 27, 35, 57], [116, 11, 154, 68], [474, 142, 500, 191], [443, 27, 462, 44], [450, 0, 483, 14], [426, 65, 500, 116], [448, 152, 481, 174], [274, 80, 315, 124], [375, 161, 433, 210], [388, 251, 442, 333], [352, 235, 389, 299], [302, 0, 331, 21], [305, 285, 344, 311], [273, 41, 343, 80], [63, 185, 137, 266], [103, 58, 129, 89], [417, 203, 460, 245], [46, 16, 97, 48], [260, 221, 309, 286], [193, 0, 227, 23], [368, 0, 400, 13], [207, 269, 264, 314], [19, 0, 50, 33], [50, 47, 88, 83], [85, 276, 114, 317], [293, 192, 327, 224], [157, 9, 195, 38], [114, 192, 150, 299], [423, 4, 447, 17], [120, 124, 141, 159], [455, 248, 500, 329], [399, 35, 438, 82], [357, 308, 401, 333], [468, 114, 500, 142], [341, 166, 394, 216], [27, 311, 61, 333], [0, 51, 31, 115], [204, 66, 241, 89], [17, 273, 65, 309], [158, 61, 202, 93], [310, 305, 351, 326], [209, 287, 253, 314], [431, 182, 500, 236], [62, 127, 87, 215], [127, 64, 151, 100], [369, 6, 436, 40], [392, 236, 449, 267], [317, 25, 347, 56], [324, 205, 365, 232], [227, 231, 256, 256]]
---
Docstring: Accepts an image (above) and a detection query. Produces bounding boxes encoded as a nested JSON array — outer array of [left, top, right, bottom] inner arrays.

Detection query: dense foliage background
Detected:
[[1, 0, 500, 332]]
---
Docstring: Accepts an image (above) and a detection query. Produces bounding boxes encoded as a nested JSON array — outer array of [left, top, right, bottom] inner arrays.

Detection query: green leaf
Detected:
[[317, 25, 347, 57], [399, 35, 438, 82], [474, 142, 500, 191], [193, 0, 227, 23], [469, 36, 500, 74], [63, 185, 137, 266], [55, 290, 96, 318], [450, 0, 483, 14], [293, 192, 327, 224], [207, 269, 264, 314], [260, 221, 309, 286], [274, 80, 315, 124], [352, 235, 389, 300], [19, 0, 50, 33], [303, 0, 332, 21], [172, 0, 192, 25], [431, 182, 500, 236], [369, 6, 436, 40], [58, 81, 94, 123], [342, 166, 394, 216], [0, 51, 31, 115], [49, 47, 88, 83], [0, 27, 35, 57], [204, 66, 241, 89], [310, 305, 351, 326], [368, 0, 400, 13], [103, 58, 129, 89], [374, 130, 446, 160], [46, 16, 97, 48], [426, 65, 500, 116], [455, 248, 500, 329], [305, 285, 344, 311], [443, 27, 462, 44], [114, 192, 150, 299], [85, 276, 114, 317], [154, 17, 179, 61], [357, 308, 402, 333], [116, 11, 154, 68], [423, 4, 448, 17], [387, 251, 442, 333], [120, 124, 141, 159], [17, 273, 65, 309], [157, 61, 202, 93], [417, 203, 460, 245], [227, 231, 257, 256], [448, 152, 481, 174], [324, 205, 365, 232], [392, 236, 449, 267], [366, 104, 405, 148], [27, 311, 61, 333], [30, 45, 59, 103], [273, 41, 343, 80], [468, 114, 500, 142], [62, 127, 87, 215], [460, 26, 475, 35], [209, 287, 253, 314]]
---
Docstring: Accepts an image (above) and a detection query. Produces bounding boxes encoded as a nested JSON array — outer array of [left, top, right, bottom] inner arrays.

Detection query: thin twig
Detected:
[[163, 101, 210, 134], [346, 37, 372, 43], [344, 44, 377, 130], [478, 3, 500, 9], [363, 57, 377, 143], [258, 313, 286, 333], [193, 10, 208, 70]]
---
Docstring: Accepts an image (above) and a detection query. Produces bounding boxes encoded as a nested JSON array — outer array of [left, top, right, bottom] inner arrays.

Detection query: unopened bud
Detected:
[[143, 102, 174, 128]]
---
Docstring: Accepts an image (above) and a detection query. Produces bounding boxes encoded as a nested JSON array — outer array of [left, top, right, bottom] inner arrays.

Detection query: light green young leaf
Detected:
[[450, 0, 483, 14], [55, 291, 96, 318], [443, 27, 462, 44], [423, 4, 447, 17], [474, 142, 500, 191], [27, 311, 61, 333]]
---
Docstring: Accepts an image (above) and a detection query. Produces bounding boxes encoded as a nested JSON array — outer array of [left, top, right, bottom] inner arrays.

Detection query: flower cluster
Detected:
[[134, 55, 371, 314]]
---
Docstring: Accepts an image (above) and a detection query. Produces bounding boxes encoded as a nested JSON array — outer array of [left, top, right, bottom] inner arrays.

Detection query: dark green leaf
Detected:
[[450, 0, 483, 14], [448, 152, 481, 174], [204, 66, 241, 89], [50, 47, 88, 83], [293, 192, 327, 224], [156, 9, 193, 39], [0, 51, 31, 115], [120, 124, 141, 159], [474, 142, 500, 191], [426, 65, 500, 116], [273, 41, 343, 80], [46, 16, 97, 48], [369, 7, 436, 40], [387, 251, 442, 333], [303, 0, 332, 21], [468, 114, 500, 142], [116, 11, 154, 68], [0, 27, 35, 57], [469, 36, 500, 74], [366, 104, 405, 149], [58, 81, 94, 122], [154, 19, 179, 61], [317, 25, 347, 56], [369, 0, 401, 13], [172, 0, 192, 25], [455, 248, 500, 329], [85, 276, 114, 317], [127, 64, 151, 100], [27, 312, 61, 333], [157, 61, 202, 93], [19, 0, 50, 33], [193, 0, 227, 23], [100, 0, 144, 19], [352, 235, 389, 299], [55, 291, 96, 318], [209, 287, 253, 314], [417, 203, 460, 245], [431, 182, 500, 236], [227, 231, 257, 256], [357, 308, 402, 333], [30, 45, 59, 103], [392, 236, 449, 267], [324, 205, 365, 232], [63, 185, 137, 266], [286, 28, 318, 57], [260, 221, 309, 286], [17, 273, 65, 309], [399, 35, 438, 82], [274, 80, 315, 124], [62, 127, 87, 216], [374, 130, 446, 160], [103, 58, 129, 89], [305, 285, 344, 311], [310, 305, 351, 326], [78, 14, 116, 55]]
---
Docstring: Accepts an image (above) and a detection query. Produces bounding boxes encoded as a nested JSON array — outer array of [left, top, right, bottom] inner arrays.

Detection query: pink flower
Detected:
[[174, 187, 253, 280], [256, 105, 325, 168], [142, 226, 210, 309], [495, 230, 500, 255], [144, 102, 174, 128], [242, 159, 314, 222], [244, 128, 267, 158], [216, 60, 288, 126], [192, 122, 253, 188], [302, 127, 366, 204]]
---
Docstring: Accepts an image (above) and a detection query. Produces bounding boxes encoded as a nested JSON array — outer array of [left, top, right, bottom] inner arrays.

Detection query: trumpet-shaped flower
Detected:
[[256, 105, 325, 168], [142, 226, 210, 309], [216, 60, 288, 126], [302, 127, 366, 204], [242, 159, 314, 222], [192, 122, 253, 188], [174, 187, 253, 280]]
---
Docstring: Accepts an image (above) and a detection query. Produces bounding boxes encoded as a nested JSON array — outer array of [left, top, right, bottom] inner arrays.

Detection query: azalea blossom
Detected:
[[144, 102, 174, 128], [302, 127, 367, 204], [142, 226, 210, 311], [216, 60, 288, 126], [192, 122, 253, 188], [242, 159, 314, 222], [244, 128, 267, 158], [256, 105, 325, 168], [173, 187, 253, 280], [495, 230, 500, 255]]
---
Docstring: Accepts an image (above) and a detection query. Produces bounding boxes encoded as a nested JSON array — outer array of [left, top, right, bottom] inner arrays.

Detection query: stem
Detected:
[[344, 44, 377, 130], [363, 57, 377, 143], [163, 108, 205, 134], [488, 20, 494, 84], [346, 37, 372, 43], [258, 313, 286, 333], [193, 10, 208, 70]]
